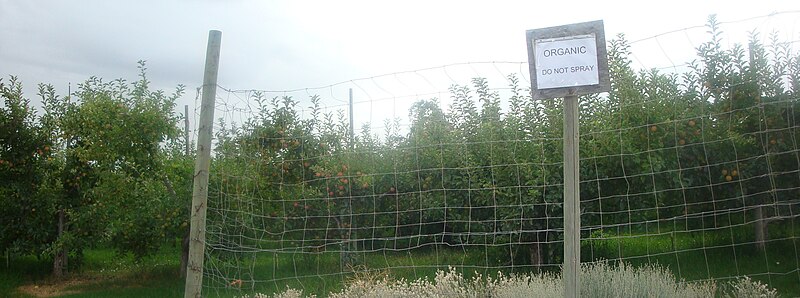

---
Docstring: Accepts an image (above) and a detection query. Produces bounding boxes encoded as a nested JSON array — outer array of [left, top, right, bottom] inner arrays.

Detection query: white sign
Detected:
[[534, 34, 599, 89]]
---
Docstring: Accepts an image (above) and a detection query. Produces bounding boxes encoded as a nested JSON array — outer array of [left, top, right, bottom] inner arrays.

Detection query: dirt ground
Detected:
[[16, 276, 99, 297]]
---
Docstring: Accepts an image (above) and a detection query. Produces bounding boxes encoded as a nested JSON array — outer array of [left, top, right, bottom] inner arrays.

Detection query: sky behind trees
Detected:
[[1, 0, 799, 126]]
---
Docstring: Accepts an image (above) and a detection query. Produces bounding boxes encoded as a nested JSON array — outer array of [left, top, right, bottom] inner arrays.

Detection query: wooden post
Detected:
[[184, 30, 222, 298], [349, 88, 354, 149], [341, 88, 355, 267], [185, 105, 190, 156], [563, 95, 580, 298], [526, 21, 608, 298], [748, 42, 770, 253], [180, 106, 191, 279]]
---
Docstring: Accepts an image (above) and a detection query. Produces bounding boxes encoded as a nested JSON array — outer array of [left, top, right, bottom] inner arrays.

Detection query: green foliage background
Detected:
[[1, 15, 799, 296], [203, 16, 800, 291], [1, 62, 193, 272]]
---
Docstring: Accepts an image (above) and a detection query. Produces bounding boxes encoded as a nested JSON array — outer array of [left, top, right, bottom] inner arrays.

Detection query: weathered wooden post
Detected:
[[184, 30, 222, 298]]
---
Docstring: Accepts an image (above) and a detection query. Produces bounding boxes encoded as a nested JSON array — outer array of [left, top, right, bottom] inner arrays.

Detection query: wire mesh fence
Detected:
[[195, 12, 800, 296]]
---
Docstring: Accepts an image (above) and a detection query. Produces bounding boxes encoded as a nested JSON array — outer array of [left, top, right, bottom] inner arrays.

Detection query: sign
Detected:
[[524, 20, 610, 298], [526, 20, 610, 100], [534, 34, 599, 89]]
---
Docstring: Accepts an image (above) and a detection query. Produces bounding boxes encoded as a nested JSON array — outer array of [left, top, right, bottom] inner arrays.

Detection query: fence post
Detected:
[[526, 20, 607, 296], [184, 29, 222, 298], [349, 88, 354, 149], [563, 95, 580, 298], [180, 104, 191, 279], [185, 104, 191, 156]]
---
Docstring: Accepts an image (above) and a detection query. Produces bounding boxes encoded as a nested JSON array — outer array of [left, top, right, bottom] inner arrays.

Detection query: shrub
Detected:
[[723, 276, 778, 298], [579, 262, 715, 298], [247, 262, 779, 298]]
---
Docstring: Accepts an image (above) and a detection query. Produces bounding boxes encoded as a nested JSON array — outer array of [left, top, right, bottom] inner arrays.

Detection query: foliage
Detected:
[[723, 276, 778, 298], [2, 15, 800, 294], [52, 61, 187, 261], [206, 16, 800, 285], [0, 76, 54, 256], [0, 61, 189, 272], [251, 262, 781, 298]]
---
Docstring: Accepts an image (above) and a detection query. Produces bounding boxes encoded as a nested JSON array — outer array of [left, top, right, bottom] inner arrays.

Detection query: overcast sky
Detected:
[[2, 0, 799, 132]]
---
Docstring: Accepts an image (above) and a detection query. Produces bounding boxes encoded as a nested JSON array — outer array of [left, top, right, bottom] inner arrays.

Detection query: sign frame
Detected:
[[526, 20, 610, 100]]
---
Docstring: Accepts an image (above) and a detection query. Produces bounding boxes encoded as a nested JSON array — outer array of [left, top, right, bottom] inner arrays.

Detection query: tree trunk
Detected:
[[180, 227, 190, 278], [754, 206, 768, 252], [529, 232, 544, 273], [161, 175, 191, 278], [53, 209, 66, 278]]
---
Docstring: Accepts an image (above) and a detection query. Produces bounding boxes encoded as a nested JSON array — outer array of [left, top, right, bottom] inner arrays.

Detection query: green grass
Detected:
[[2, 222, 798, 297], [202, 245, 527, 297], [209, 222, 800, 297], [0, 252, 52, 297], [584, 222, 800, 296], [1, 244, 184, 297]]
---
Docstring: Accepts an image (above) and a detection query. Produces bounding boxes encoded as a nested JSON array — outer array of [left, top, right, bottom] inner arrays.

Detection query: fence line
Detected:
[[192, 11, 800, 297]]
